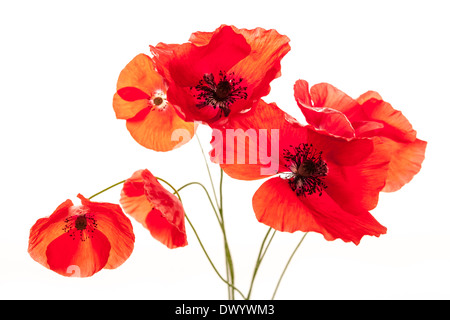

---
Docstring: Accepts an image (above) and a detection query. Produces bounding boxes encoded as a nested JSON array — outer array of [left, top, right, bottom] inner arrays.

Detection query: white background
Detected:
[[1, 0, 449, 300]]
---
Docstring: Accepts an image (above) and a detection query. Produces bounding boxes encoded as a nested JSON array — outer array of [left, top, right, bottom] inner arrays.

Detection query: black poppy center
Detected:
[[283, 143, 328, 197], [63, 213, 98, 242], [191, 70, 248, 120]]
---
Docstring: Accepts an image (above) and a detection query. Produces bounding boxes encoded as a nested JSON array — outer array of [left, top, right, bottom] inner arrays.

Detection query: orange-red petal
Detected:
[[28, 199, 73, 269], [113, 92, 149, 120], [155, 25, 250, 88], [120, 170, 152, 226], [187, 25, 291, 120], [210, 99, 287, 180], [125, 105, 196, 152], [28, 195, 135, 277], [78, 195, 135, 270], [113, 54, 164, 120], [310, 82, 358, 113], [228, 27, 291, 106], [294, 80, 355, 138], [253, 177, 387, 244], [116, 53, 165, 96], [120, 169, 187, 249], [46, 230, 111, 277], [354, 98, 417, 142], [379, 138, 427, 192], [296, 79, 427, 192], [113, 53, 196, 151]]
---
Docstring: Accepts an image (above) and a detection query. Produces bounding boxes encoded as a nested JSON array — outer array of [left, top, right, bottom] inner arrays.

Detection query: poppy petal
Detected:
[[356, 98, 417, 142], [355, 90, 383, 104], [78, 195, 135, 270], [228, 27, 291, 102], [113, 92, 149, 120], [253, 177, 387, 245], [113, 53, 166, 120], [294, 80, 355, 138], [164, 25, 251, 87], [46, 230, 111, 277], [28, 199, 73, 268], [189, 26, 290, 116], [145, 208, 188, 249], [380, 138, 427, 192], [120, 169, 187, 249], [277, 122, 389, 212], [210, 99, 287, 180], [324, 139, 390, 212], [120, 169, 153, 226], [142, 170, 187, 248], [310, 82, 358, 113], [116, 53, 165, 95], [117, 87, 150, 102], [125, 104, 196, 152]]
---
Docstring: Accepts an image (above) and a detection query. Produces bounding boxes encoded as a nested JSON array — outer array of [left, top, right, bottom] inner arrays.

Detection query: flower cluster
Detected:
[[28, 25, 426, 296]]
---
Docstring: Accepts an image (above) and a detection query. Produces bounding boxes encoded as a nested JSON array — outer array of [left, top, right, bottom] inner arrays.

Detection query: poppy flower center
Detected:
[[153, 97, 164, 106], [192, 70, 248, 119], [149, 90, 168, 111], [283, 143, 328, 197], [63, 213, 98, 242], [75, 216, 87, 230]]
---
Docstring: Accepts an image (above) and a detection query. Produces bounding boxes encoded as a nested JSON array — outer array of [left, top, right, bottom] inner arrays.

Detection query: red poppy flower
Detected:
[[120, 169, 187, 249], [113, 53, 196, 152], [150, 25, 290, 125], [28, 194, 135, 277], [294, 79, 427, 192], [212, 100, 390, 244]]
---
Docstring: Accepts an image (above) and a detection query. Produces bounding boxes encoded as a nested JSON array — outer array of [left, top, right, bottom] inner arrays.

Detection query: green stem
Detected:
[[158, 177, 245, 300], [246, 228, 276, 300], [196, 133, 220, 210], [177, 182, 221, 226], [88, 180, 125, 199], [195, 134, 235, 300], [260, 229, 276, 263], [218, 169, 235, 300], [272, 232, 308, 300], [183, 212, 246, 300], [195, 133, 235, 300]]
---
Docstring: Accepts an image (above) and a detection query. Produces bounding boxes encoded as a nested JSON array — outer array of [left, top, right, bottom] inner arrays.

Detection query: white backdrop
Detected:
[[1, 0, 448, 300]]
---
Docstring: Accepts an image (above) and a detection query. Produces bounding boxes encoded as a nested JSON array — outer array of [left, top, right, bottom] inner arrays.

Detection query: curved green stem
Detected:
[[177, 182, 221, 226], [158, 177, 245, 300], [88, 180, 125, 200], [183, 212, 246, 300], [272, 232, 308, 300]]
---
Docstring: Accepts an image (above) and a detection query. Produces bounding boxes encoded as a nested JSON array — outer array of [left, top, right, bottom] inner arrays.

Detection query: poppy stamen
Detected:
[[192, 70, 248, 119], [63, 213, 98, 242], [282, 143, 328, 197]]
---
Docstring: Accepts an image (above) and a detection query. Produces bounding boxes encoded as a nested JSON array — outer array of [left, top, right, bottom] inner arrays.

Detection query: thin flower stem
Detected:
[[157, 177, 246, 300], [260, 229, 276, 263], [177, 182, 221, 227], [183, 213, 246, 299], [218, 168, 235, 300], [246, 228, 276, 300], [88, 180, 126, 199], [195, 134, 236, 300], [195, 133, 220, 211], [195, 133, 235, 300], [271, 232, 308, 300]]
